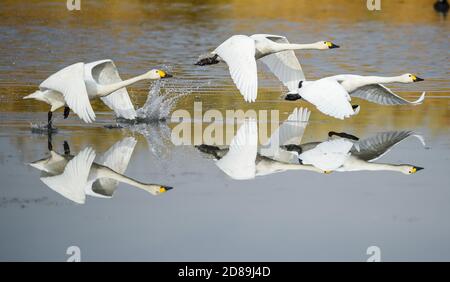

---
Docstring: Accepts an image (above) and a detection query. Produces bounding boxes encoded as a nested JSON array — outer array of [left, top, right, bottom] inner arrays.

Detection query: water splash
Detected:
[[134, 80, 189, 123]]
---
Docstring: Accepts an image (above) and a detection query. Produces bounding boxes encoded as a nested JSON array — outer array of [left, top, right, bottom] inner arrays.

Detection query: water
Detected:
[[0, 0, 449, 261]]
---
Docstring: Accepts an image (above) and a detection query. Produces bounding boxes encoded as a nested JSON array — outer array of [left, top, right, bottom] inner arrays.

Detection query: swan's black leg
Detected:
[[64, 107, 70, 119], [47, 111, 53, 130], [63, 141, 70, 155], [195, 54, 220, 66], [284, 94, 302, 101], [47, 132, 53, 151], [328, 131, 360, 141]]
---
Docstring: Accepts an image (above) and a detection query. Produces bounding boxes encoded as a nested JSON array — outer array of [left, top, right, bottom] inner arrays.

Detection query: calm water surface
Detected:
[[0, 0, 449, 261]]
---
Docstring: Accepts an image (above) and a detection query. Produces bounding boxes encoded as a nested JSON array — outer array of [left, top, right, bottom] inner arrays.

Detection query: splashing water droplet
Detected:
[[134, 80, 189, 123]]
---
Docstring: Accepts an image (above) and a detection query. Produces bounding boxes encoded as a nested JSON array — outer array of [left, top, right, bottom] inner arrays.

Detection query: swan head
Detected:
[[316, 41, 340, 50], [146, 69, 173, 80], [401, 73, 425, 83], [145, 185, 173, 196], [400, 165, 424, 175]]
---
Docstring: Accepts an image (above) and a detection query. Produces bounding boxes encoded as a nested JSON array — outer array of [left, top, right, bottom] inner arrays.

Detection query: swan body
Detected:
[[24, 60, 171, 126], [29, 138, 172, 204], [288, 73, 425, 119], [196, 34, 339, 102]]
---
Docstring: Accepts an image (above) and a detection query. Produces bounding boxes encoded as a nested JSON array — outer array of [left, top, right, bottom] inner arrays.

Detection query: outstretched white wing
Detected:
[[87, 137, 137, 198], [300, 78, 355, 120], [214, 35, 258, 102], [260, 107, 310, 163], [40, 147, 96, 204], [299, 139, 354, 171], [216, 119, 258, 180], [253, 34, 306, 92], [88, 60, 137, 120], [350, 84, 426, 105], [40, 62, 96, 123]]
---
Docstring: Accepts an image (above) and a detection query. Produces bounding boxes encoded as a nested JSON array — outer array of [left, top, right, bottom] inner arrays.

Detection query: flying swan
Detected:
[[23, 59, 172, 128], [285, 73, 425, 119], [195, 34, 339, 102]]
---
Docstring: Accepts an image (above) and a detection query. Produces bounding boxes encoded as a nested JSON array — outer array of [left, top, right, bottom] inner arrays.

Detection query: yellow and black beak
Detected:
[[158, 70, 173, 79], [326, 41, 340, 49], [159, 186, 173, 193], [410, 166, 424, 174], [411, 75, 424, 82]]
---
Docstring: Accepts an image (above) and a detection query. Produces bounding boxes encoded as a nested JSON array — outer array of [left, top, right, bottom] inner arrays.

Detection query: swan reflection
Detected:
[[195, 107, 425, 179], [195, 108, 324, 180], [282, 131, 425, 174], [29, 137, 173, 204]]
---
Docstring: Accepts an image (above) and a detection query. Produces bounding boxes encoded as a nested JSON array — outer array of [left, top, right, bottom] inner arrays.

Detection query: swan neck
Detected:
[[98, 73, 148, 97]]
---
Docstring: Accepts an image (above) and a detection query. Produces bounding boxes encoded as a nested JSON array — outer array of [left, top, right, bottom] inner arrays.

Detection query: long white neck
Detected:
[[341, 159, 407, 173], [97, 166, 162, 195], [358, 75, 405, 85], [277, 43, 323, 51], [97, 73, 149, 97]]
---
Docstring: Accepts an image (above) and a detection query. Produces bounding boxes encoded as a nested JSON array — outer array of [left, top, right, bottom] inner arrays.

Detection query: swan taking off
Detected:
[[195, 34, 339, 102], [285, 73, 425, 119], [23, 59, 172, 128]]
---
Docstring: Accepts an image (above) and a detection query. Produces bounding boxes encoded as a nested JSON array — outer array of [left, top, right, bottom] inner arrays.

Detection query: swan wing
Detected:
[[299, 139, 354, 171], [350, 84, 426, 105], [256, 35, 306, 92], [300, 78, 354, 120], [216, 119, 257, 180], [40, 62, 95, 123], [260, 107, 310, 163], [40, 147, 96, 204], [214, 35, 258, 102], [89, 60, 137, 120], [352, 131, 424, 162], [89, 137, 137, 197]]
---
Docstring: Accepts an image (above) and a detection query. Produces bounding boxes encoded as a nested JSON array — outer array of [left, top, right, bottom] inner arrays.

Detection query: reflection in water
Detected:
[[28, 137, 173, 204], [194, 107, 427, 179], [195, 108, 325, 180], [283, 131, 426, 174]]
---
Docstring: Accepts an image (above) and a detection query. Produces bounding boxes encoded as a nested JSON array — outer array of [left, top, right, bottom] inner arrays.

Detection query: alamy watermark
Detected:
[[366, 246, 381, 262], [367, 0, 381, 11], [66, 0, 81, 11], [66, 246, 81, 262]]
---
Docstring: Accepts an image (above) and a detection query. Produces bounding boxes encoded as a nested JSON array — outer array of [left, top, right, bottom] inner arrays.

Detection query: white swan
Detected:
[[28, 138, 172, 204], [195, 34, 339, 102], [282, 131, 425, 174], [195, 108, 325, 180], [23, 59, 172, 127], [285, 73, 425, 119]]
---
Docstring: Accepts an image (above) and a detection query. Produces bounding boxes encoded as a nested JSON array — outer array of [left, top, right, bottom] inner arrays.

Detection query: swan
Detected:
[[23, 59, 172, 128], [195, 34, 339, 102], [285, 73, 425, 119], [195, 108, 325, 180], [282, 130, 425, 174], [28, 137, 172, 204]]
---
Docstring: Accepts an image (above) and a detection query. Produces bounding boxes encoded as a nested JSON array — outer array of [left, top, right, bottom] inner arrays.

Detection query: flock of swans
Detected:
[[24, 33, 426, 126], [23, 33, 427, 202]]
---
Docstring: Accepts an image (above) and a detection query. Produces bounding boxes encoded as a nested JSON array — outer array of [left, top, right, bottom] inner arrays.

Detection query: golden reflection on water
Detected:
[[0, 0, 449, 148]]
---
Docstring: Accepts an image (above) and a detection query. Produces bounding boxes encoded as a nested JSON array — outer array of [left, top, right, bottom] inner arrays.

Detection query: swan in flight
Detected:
[[28, 138, 172, 204], [282, 130, 425, 174], [195, 34, 339, 102], [23, 59, 172, 128], [285, 74, 426, 118], [195, 108, 325, 180]]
